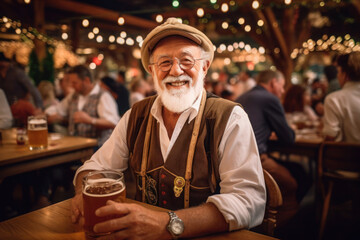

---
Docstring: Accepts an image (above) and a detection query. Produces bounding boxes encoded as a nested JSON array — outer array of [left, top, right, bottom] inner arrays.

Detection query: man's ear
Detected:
[[202, 60, 210, 74], [148, 65, 154, 75]]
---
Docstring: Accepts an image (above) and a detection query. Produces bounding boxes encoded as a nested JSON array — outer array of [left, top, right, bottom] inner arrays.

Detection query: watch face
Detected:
[[171, 220, 184, 235]]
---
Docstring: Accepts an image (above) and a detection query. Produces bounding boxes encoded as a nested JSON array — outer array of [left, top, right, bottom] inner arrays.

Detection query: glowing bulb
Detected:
[[257, 20, 264, 27], [118, 17, 125, 25], [238, 17, 245, 25], [93, 27, 99, 34], [96, 35, 103, 43], [252, 1, 260, 9], [61, 33, 68, 40], [156, 15, 163, 23], [88, 32, 95, 39], [120, 31, 127, 38], [284, 0, 291, 5], [221, 3, 229, 12], [109, 35, 115, 43], [82, 19, 89, 27], [244, 25, 251, 32], [197, 8, 204, 17], [222, 22, 229, 29]]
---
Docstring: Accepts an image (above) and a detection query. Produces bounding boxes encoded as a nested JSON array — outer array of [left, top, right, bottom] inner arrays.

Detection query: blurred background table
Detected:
[[0, 198, 278, 240], [0, 128, 97, 180]]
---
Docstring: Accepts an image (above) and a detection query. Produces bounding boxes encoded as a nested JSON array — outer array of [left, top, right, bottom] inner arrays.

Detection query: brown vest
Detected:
[[126, 92, 238, 210]]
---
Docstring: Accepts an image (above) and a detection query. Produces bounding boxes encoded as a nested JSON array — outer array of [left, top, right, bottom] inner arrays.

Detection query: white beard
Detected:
[[154, 70, 205, 113]]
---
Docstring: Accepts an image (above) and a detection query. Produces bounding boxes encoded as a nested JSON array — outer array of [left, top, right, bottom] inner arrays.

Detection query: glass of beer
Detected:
[[27, 115, 48, 150], [82, 170, 126, 238]]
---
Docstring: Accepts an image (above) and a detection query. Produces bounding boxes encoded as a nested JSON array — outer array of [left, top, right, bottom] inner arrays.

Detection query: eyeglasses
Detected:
[[150, 55, 204, 72]]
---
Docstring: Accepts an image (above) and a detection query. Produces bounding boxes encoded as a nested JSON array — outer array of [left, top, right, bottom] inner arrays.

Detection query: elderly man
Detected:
[[71, 18, 265, 239], [46, 65, 120, 147]]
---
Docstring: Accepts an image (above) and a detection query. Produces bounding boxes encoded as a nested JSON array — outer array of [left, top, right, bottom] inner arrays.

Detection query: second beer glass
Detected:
[[27, 115, 48, 150]]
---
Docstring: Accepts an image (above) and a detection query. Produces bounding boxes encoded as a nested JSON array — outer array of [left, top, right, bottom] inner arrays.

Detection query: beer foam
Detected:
[[83, 179, 125, 197], [28, 118, 47, 124]]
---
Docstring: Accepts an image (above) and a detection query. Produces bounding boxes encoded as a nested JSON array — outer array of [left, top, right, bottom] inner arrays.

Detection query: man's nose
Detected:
[[169, 59, 184, 76]]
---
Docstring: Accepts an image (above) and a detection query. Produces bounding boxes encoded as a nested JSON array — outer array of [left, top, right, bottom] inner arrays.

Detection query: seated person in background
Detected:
[[10, 92, 42, 127], [38, 80, 59, 109], [71, 18, 266, 239], [283, 84, 319, 129], [323, 52, 360, 143], [115, 70, 131, 116], [129, 77, 150, 107], [236, 70, 310, 228], [0, 52, 43, 109], [45, 65, 120, 147], [324, 65, 340, 96], [0, 88, 13, 129], [100, 75, 130, 117]]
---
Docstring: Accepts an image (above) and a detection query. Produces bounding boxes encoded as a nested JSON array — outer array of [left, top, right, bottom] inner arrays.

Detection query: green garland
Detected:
[[28, 44, 55, 86]]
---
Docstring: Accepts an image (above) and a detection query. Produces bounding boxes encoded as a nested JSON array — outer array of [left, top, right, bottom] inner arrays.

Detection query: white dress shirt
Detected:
[[0, 89, 13, 129], [45, 83, 120, 125], [322, 81, 360, 142], [74, 90, 266, 231]]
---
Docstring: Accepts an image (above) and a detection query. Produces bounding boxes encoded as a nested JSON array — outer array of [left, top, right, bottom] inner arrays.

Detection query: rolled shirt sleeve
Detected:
[[207, 106, 266, 230]]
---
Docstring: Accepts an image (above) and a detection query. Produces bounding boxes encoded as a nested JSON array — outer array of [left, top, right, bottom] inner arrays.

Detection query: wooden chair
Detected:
[[317, 141, 360, 239], [254, 169, 283, 236]]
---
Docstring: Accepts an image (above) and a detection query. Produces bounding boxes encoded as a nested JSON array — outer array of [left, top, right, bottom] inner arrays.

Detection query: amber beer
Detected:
[[83, 171, 126, 237], [27, 116, 48, 150]]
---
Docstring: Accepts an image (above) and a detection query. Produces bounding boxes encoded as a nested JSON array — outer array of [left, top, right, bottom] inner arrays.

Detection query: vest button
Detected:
[[161, 191, 166, 196], [161, 174, 166, 179], [162, 200, 167, 205], [161, 183, 165, 188]]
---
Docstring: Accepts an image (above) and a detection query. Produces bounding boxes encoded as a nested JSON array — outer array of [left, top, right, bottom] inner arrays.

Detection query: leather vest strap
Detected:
[[141, 89, 207, 208]]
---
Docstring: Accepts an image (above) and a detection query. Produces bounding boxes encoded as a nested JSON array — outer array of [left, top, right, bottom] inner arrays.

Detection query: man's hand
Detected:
[[73, 111, 92, 124], [93, 200, 170, 240], [71, 193, 84, 225]]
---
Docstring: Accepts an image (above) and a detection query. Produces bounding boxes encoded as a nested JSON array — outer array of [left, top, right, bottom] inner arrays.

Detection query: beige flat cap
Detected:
[[141, 18, 214, 73]]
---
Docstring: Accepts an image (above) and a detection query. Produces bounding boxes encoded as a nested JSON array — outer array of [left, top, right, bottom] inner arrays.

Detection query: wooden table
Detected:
[[0, 198, 277, 240], [0, 128, 98, 179], [268, 129, 324, 179]]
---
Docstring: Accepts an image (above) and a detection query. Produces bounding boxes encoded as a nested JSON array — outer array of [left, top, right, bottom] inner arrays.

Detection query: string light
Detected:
[[252, 0, 260, 9], [82, 19, 89, 27], [284, 0, 291, 5], [197, 8, 205, 17], [221, 22, 229, 29], [238, 18, 245, 25], [92, 27, 99, 34], [109, 35, 115, 43], [117, 17, 125, 25], [172, 0, 180, 8], [155, 15, 163, 23], [221, 3, 229, 12]]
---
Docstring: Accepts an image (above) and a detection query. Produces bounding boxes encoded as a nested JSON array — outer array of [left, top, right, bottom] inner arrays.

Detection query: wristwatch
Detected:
[[167, 211, 184, 239]]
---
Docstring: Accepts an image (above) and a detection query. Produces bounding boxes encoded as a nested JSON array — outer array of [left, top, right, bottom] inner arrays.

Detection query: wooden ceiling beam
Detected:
[[45, 0, 157, 29]]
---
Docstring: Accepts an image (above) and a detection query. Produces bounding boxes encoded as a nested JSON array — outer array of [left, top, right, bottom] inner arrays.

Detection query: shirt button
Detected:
[[163, 200, 167, 205], [161, 191, 166, 196], [161, 174, 166, 179]]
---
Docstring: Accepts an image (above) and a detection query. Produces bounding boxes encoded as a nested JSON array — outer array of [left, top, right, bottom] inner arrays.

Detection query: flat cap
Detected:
[[141, 18, 214, 73]]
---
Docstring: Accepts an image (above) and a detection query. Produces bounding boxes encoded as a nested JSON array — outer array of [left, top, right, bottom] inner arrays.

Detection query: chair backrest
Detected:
[[257, 169, 283, 236], [318, 141, 360, 180]]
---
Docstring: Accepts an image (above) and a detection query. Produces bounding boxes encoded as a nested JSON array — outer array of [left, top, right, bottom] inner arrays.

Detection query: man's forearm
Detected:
[[176, 202, 229, 238]]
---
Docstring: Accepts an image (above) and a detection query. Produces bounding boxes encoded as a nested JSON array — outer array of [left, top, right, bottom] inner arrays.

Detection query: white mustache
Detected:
[[162, 75, 192, 84]]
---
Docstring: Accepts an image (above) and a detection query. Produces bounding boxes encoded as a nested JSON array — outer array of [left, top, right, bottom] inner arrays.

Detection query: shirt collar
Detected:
[[85, 83, 100, 96], [343, 81, 360, 89], [150, 89, 204, 124]]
